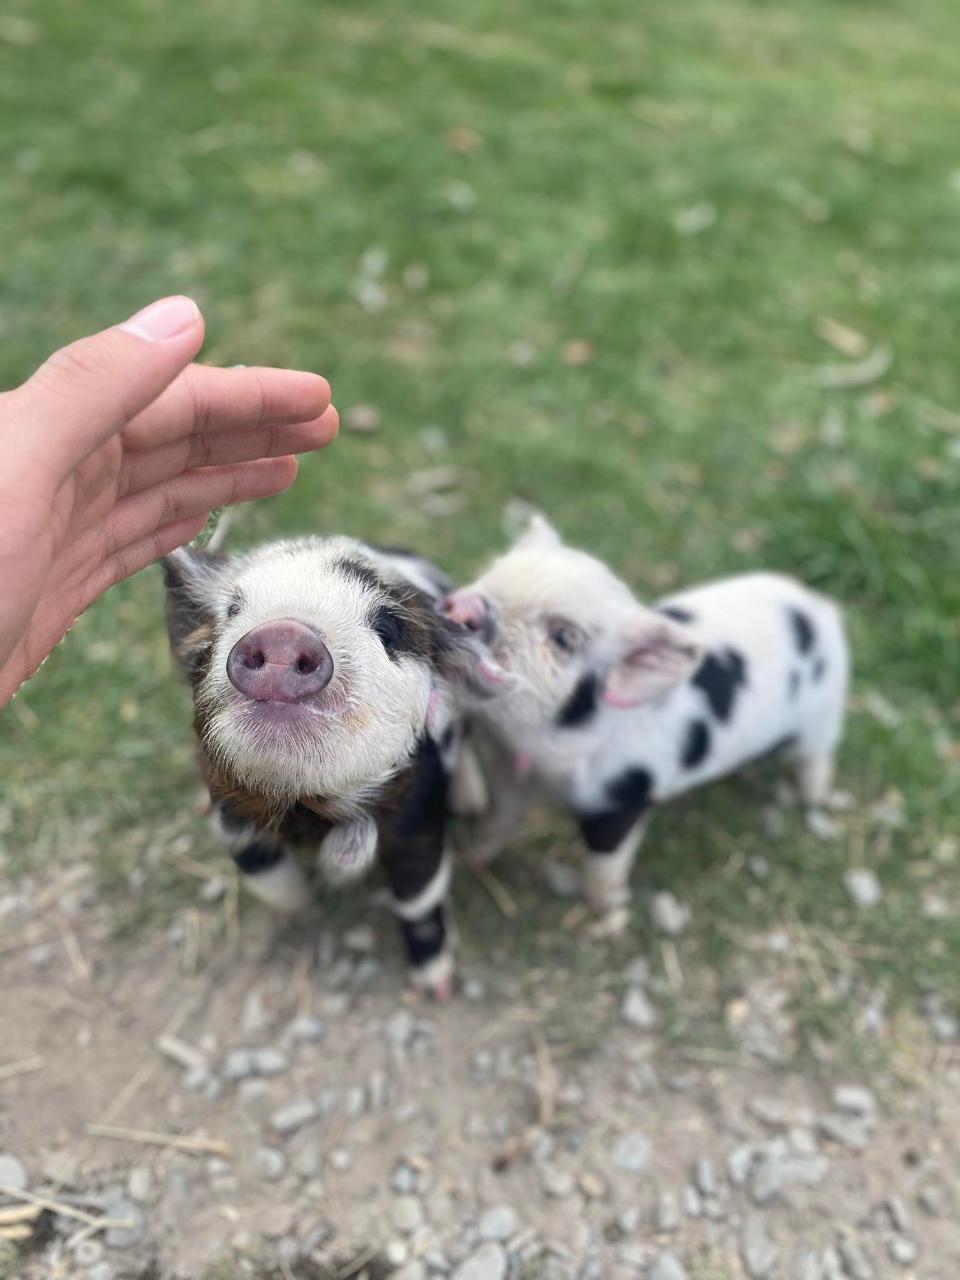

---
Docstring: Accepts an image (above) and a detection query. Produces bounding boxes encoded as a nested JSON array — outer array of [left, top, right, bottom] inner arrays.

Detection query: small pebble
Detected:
[[89, 1266, 115, 1280], [844, 868, 882, 908], [611, 1132, 651, 1173], [271, 1099, 316, 1134], [832, 1085, 876, 1117], [888, 1237, 918, 1265], [254, 1147, 286, 1181], [452, 1242, 507, 1280], [884, 1196, 911, 1235], [251, 1046, 289, 1076], [818, 1114, 871, 1150], [649, 1253, 688, 1280], [0, 1153, 28, 1191], [103, 1195, 145, 1249], [742, 1214, 779, 1278], [837, 1237, 873, 1280], [343, 924, 376, 953], [387, 1009, 416, 1049], [329, 1147, 352, 1172], [694, 1157, 718, 1197], [127, 1165, 154, 1203], [727, 1145, 754, 1186], [546, 861, 581, 898], [656, 1191, 679, 1232], [392, 1162, 418, 1194], [477, 1205, 517, 1241], [74, 1240, 104, 1265], [287, 1015, 325, 1043], [681, 1184, 702, 1218], [392, 1196, 424, 1235], [750, 1155, 783, 1205], [345, 1085, 367, 1117], [650, 891, 690, 935], [394, 1265, 427, 1280], [296, 1143, 323, 1180], [621, 987, 658, 1030], [618, 1206, 641, 1234], [541, 1166, 576, 1198]]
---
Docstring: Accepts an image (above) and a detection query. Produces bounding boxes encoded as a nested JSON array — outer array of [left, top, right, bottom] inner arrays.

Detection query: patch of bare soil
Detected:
[[1, 862, 958, 1280]]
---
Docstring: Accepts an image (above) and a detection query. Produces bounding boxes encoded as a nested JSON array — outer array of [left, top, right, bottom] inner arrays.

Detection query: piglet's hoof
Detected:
[[411, 949, 456, 1002]]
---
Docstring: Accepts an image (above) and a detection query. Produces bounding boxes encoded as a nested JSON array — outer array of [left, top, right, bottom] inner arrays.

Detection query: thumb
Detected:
[[14, 296, 205, 476]]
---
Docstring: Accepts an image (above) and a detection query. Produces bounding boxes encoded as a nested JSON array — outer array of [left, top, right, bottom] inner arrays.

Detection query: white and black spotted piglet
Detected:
[[162, 536, 495, 997], [441, 516, 849, 930]]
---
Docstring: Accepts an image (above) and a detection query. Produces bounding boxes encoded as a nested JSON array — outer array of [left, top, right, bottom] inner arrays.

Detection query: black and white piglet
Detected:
[[163, 535, 494, 997], [442, 515, 849, 930]]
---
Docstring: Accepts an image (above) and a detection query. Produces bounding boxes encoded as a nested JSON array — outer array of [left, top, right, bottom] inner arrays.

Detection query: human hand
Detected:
[[0, 295, 339, 706]]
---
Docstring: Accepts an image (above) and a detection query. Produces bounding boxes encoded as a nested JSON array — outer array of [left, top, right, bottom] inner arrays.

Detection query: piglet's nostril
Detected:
[[226, 620, 334, 703]]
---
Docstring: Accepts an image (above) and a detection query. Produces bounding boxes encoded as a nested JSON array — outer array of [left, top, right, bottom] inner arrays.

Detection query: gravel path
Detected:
[[0, 863, 958, 1279]]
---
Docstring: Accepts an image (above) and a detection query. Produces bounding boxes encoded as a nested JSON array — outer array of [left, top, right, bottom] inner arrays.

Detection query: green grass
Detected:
[[1, 0, 958, 1059]]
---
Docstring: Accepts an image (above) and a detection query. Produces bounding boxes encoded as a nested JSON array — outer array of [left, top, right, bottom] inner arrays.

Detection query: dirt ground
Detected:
[[1, 851, 959, 1280]]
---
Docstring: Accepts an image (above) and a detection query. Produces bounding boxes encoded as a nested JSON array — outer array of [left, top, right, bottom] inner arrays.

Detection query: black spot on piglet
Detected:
[[681, 719, 711, 769], [788, 607, 816, 654], [233, 842, 285, 875], [557, 673, 600, 729], [607, 767, 654, 811], [692, 648, 748, 723]]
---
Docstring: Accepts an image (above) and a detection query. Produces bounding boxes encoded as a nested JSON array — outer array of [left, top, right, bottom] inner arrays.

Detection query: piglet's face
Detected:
[[441, 516, 702, 734], [164, 537, 474, 801]]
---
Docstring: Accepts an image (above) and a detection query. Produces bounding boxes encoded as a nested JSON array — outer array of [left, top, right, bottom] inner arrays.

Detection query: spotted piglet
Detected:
[[441, 516, 849, 931], [162, 537, 494, 997]]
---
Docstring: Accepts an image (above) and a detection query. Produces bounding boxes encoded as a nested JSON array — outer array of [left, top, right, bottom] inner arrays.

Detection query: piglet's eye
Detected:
[[372, 605, 405, 656], [225, 599, 241, 620], [547, 618, 583, 655]]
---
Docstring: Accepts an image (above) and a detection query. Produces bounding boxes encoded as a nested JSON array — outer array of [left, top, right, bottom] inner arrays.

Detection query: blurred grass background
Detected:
[[1, 0, 958, 1048]]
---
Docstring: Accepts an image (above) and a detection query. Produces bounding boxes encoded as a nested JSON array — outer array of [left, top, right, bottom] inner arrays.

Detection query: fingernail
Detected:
[[119, 295, 201, 341]]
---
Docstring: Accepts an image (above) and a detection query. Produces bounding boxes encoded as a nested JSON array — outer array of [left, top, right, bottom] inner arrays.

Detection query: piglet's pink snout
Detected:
[[226, 619, 334, 703], [439, 590, 490, 632]]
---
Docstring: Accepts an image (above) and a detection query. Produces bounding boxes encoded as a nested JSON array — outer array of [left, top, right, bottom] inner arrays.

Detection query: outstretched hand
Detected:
[[0, 295, 339, 706]]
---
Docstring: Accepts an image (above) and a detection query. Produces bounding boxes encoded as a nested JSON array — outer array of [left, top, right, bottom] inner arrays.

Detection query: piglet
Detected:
[[442, 515, 849, 930], [163, 536, 495, 996]]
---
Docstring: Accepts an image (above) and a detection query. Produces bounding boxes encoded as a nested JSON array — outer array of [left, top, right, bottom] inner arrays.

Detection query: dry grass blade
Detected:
[[812, 343, 893, 388], [0, 1224, 33, 1241], [0, 1056, 43, 1083], [916, 398, 960, 434], [468, 861, 518, 918], [815, 316, 869, 357], [532, 1027, 558, 1129], [0, 1184, 129, 1229], [0, 1204, 41, 1226], [335, 1244, 380, 1279], [56, 916, 91, 984], [85, 1124, 231, 1156]]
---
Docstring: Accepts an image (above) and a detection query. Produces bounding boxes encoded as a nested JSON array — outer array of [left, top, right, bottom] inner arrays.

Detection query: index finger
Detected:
[[122, 363, 333, 451]]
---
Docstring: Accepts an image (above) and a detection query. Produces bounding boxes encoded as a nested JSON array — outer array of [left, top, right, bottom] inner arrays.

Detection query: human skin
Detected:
[[0, 295, 339, 706]]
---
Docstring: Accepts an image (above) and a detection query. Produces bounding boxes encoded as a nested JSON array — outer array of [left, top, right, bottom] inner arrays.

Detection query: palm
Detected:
[[0, 351, 336, 705]]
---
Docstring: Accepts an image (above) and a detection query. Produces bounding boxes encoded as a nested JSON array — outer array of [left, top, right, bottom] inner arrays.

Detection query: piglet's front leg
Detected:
[[577, 806, 650, 938], [382, 839, 455, 1000]]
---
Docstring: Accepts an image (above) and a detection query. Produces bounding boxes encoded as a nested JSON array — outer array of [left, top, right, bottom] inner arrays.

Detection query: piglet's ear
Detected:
[[161, 545, 228, 673], [514, 512, 562, 552], [603, 611, 702, 709]]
